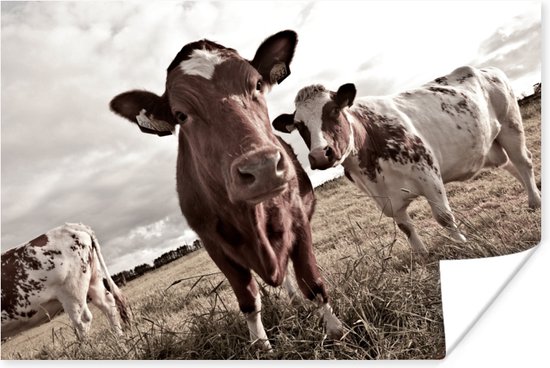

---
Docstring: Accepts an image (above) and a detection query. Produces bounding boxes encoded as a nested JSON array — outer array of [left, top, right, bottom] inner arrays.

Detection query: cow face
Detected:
[[273, 83, 357, 170], [110, 31, 298, 204]]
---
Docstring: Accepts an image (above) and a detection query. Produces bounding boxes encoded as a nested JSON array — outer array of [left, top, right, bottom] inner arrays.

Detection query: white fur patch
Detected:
[[282, 273, 297, 300], [179, 49, 225, 79], [319, 302, 343, 339], [245, 294, 271, 350], [295, 92, 331, 150]]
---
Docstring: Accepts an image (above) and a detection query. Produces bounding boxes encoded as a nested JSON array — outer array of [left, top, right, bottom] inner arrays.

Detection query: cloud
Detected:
[[477, 18, 540, 56], [106, 215, 198, 273], [471, 18, 541, 92]]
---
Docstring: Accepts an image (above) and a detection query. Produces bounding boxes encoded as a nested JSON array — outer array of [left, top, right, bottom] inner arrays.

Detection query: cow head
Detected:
[[273, 83, 357, 170], [110, 31, 298, 204]]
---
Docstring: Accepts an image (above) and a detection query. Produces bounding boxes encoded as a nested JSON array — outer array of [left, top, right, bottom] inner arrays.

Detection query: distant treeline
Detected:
[[111, 239, 203, 286], [518, 82, 541, 106]]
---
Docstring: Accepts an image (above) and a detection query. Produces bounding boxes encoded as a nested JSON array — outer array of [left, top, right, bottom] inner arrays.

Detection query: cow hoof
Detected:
[[453, 233, 467, 243], [528, 200, 541, 210], [253, 338, 273, 352], [327, 322, 344, 340], [412, 247, 429, 258]]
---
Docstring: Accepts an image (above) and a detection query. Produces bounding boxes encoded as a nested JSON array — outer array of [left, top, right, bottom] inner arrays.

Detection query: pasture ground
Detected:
[[0, 97, 541, 360]]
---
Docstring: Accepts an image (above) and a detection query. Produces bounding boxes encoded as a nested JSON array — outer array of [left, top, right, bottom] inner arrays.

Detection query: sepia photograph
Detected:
[[1, 1, 541, 360]]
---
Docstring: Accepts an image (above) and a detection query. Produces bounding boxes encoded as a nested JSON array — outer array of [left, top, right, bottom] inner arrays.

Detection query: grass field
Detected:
[[1, 97, 541, 360]]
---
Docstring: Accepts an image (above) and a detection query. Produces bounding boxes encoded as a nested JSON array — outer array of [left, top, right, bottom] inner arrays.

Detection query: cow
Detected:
[[272, 66, 541, 255], [1, 223, 130, 339], [109, 30, 342, 350]]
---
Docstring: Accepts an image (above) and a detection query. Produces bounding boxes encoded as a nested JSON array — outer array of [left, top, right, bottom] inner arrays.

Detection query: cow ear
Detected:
[[335, 83, 357, 108], [110, 90, 176, 137], [251, 30, 297, 86], [272, 113, 296, 133]]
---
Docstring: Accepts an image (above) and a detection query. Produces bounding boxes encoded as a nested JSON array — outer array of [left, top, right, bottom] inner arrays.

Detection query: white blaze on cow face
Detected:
[[179, 49, 226, 80], [294, 93, 330, 151]]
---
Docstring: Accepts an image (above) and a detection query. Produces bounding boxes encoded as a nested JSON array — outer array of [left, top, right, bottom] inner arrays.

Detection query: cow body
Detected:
[[110, 31, 342, 350], [273, 66, 540, 254], [1, 223, 129, 339]]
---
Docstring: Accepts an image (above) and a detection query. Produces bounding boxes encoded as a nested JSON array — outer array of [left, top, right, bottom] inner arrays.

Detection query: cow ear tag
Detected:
[[136, 109, 175, 136], [270, 62, 289, 84]]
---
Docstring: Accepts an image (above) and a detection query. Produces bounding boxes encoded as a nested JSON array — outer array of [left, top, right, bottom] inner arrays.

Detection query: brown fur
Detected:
[[351, 105, 437, 182]]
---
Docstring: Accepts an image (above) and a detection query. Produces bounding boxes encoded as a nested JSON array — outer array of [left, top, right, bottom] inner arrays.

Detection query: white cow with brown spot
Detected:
[[1, 223, 130, 339], [273, 66, 540, 254]]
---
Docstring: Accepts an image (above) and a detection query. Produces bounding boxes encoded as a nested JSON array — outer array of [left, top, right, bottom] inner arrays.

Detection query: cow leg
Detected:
[[245, 292, 272, 352], [501, 160, 524, 183], [57, 291, 91, 339], [485, 141, 509, 169], [290, 220, 343, 340], [88, 278, 123, 335], [423, 182, 467, 243], [496, 119, 541, 209], [81, 304, 93, 330], [485, 141, 525, 183], [394, 206, 429, 255], [282, 267, 298, 302], [206, 247, 272, 351]]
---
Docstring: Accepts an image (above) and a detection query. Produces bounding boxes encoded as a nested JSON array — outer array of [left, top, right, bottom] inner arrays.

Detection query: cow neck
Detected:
[[249, 201, 283, 281], [216, 198, 287, 284], [343, 105, 382, 181], [344, 108, 369, 161], [340, 110, 357, 159]]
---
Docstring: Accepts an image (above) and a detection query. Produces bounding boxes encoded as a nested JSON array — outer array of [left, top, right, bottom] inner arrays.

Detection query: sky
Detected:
[[1, 1, 541, 273]]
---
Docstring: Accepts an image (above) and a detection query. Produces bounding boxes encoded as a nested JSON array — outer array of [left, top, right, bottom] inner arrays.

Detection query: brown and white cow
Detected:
[[109, 30, 342, 350], [273, 66, 541, 254], [1, 223, 130, 339]]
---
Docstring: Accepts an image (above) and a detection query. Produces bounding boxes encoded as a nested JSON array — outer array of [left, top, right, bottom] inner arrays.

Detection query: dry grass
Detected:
[[1, 98, 540, 360]]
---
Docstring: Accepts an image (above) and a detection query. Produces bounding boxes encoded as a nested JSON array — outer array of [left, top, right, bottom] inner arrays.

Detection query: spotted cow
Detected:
[[1, 223, 130, 339], [109, 30, 342, 350], [273, 66, 541, 254]]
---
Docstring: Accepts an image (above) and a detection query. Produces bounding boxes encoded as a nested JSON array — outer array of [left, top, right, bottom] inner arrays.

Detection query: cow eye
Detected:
[[175, 111, 187, 124], [332, 107, 340, 116], [256, 79, 263, 92]]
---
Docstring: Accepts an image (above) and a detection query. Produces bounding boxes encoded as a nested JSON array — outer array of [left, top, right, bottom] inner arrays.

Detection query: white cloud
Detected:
[[1, 1, 540, 273]]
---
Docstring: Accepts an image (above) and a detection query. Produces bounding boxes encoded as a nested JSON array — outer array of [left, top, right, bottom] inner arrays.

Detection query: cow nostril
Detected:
[[237, 169, 256, 185], [276, 152, 285, 173], [324, 146, 334, 159]]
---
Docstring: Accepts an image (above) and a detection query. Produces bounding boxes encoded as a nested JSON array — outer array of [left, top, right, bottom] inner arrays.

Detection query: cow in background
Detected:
[[1, 223, 130, 339], [273, 66, 541, 254], [109, 30, 342, 350]]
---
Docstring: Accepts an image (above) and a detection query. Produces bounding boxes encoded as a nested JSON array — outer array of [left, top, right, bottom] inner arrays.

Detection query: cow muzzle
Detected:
[[228, 148, 290, 204], [308, 146, 336, 170]]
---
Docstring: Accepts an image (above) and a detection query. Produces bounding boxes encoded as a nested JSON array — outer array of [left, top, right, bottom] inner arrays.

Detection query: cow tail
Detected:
[[90, 232, 131, 326]]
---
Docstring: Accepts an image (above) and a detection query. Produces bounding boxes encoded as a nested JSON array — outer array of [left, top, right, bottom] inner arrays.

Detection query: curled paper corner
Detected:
[[440, 245, 540, 356]]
